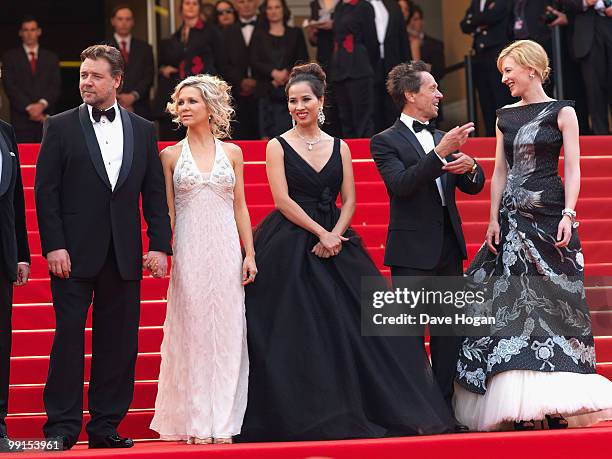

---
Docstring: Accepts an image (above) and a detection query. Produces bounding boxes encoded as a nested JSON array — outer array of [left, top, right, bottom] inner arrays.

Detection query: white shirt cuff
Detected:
[[435, 151, 447, 165], [38, 99, 49, 108], [18, 262, 30, 266]]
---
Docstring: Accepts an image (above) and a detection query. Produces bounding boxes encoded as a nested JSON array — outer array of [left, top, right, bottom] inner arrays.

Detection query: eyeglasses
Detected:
[[216, 8, 234, 15]]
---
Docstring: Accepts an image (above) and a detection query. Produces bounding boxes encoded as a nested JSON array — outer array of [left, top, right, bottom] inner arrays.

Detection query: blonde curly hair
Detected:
[[497, 40, 551, 83], [167, 74, 234, 139]]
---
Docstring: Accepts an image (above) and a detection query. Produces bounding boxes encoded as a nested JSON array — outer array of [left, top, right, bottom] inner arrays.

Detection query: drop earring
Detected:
[[317, 107, 325, 125], [292, 118, 296, 128]]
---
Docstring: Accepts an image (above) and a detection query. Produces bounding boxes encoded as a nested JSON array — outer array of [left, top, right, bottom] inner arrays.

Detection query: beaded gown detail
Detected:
[[150, 139, 248, 439], [239, 136, 455, 442], [454, 101, 612, 430]]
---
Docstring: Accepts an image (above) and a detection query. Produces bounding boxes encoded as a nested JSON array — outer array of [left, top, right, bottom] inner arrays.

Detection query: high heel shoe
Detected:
[[545, 414, 569, 429], [187, 437, 213, 444], [213, 437, 233, 444], [513, 420, 536, 431]]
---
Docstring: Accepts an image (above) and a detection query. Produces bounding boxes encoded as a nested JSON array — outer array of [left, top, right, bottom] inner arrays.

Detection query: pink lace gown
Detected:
[[150, 138, 248, 440]]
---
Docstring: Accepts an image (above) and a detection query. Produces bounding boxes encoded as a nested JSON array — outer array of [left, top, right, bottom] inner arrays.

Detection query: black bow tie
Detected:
[[240, 20, 257, 27], [92, 106, 116, 123], [413, 119, 435, 134]]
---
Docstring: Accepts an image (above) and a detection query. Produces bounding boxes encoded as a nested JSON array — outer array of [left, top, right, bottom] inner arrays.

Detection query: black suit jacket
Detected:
[[0, 120, 30, 281], [460, 0, 511, 57], [109, 37, 154, 118], [561, 0, 607, 60], [1, 47, 61, 138], [370, 119, 485, 269], [35, 105, 172, 280], [381, 0, 411, 74], [221, 23, 252, 96]]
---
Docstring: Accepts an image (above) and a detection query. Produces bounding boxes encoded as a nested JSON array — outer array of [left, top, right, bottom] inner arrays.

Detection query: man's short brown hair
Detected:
[[386, 60, 429, 110], [111, 5, 134, 18], [80, 44, 124, 90]]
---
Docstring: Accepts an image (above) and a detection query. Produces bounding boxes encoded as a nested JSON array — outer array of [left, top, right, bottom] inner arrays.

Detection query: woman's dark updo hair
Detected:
[[285, 62, 327, 98]]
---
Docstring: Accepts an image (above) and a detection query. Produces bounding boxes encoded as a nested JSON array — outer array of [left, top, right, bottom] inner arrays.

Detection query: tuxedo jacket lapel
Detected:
[[393, 119, 426, 159], [0, 131, 13, 196], [78, 104, 112, 190], [114, 106, 134, 193]]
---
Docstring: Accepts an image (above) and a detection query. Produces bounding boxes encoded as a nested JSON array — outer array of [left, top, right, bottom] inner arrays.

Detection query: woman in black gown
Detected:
[[249, 0, 308, 139], [454, 40, 612, 431], [239, 63, 455, 442]]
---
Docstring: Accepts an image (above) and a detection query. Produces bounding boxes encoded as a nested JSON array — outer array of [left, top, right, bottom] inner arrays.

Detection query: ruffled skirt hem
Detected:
[[454, 369, 612, 431]]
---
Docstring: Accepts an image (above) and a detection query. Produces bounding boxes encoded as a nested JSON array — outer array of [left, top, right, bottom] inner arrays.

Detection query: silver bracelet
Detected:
[[561, 208, 579, 228]]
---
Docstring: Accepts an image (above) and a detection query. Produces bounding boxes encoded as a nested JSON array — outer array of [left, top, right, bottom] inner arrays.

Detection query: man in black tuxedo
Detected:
[[368, 0, 411, 132], [35, 45, 172, 450], [0, 120, 30, 453], [370, 61, 485, 428], [460, 0, 513, 136], [1, 16, 61, 143], [560, 0, 612, 134], [108, 6, 154, 119], [220, 0, 259, 139]]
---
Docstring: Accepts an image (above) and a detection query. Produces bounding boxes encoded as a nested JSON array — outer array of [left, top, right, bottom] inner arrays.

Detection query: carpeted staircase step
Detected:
[[11, 284, 612, 333], [8, 362, 612, 416], [9, 337, 612, 391], [16, 136, 612, 166], [6, 411, 157, 442], [10, 316, 612, 358], [23, 219, 612, 255], [18, 240, 612, 288], [13, 283, 612, 332], [8, 381, 159, 414], [9, 353, 162, 385], [21, 196, 612, 231], [16, 156, 612, 187], [11, 327, 163, 357], [12, 300, 168, 330], [21, 176, 612, 209]]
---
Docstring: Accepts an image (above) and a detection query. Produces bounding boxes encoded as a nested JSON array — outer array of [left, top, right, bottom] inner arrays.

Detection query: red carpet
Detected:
[[6, 137, 612, 457], [7, 425, 612, 459]]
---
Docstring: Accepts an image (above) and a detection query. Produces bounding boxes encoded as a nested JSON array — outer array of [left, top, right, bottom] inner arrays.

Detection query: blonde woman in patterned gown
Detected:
[[454, 40, 612, 432], [150, 74, 257, 444]]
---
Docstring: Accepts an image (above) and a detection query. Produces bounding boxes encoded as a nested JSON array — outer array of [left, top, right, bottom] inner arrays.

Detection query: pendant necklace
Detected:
[[294, 126, 321, 151]]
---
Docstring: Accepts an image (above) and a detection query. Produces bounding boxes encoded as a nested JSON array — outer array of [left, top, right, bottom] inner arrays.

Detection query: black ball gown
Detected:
[[238, 136, 455, 441]]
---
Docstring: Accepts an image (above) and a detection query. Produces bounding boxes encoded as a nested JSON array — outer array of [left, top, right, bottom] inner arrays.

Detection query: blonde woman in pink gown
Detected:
[[150, 74, 257, 444]]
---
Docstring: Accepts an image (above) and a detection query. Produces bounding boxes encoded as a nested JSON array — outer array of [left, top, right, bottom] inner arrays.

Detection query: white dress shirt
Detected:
[[240, 16, 257, 46], [480, 0, 487, 12], [88, 102, 124, 190], [367, 0, 389, 59], [400, 113, 446, 206], [23, 44, 39, 59], [114, 33, 132, 53]]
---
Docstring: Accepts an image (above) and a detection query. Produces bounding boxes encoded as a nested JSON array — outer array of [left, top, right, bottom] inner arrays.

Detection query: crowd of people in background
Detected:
[[461, 0, 611, 136], [0, 0, 610, 144]]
